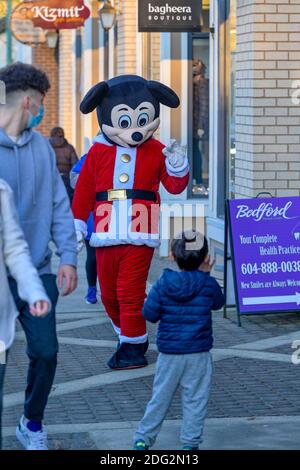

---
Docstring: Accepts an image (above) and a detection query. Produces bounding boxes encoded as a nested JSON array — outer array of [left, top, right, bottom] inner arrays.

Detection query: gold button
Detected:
[[121, 154, 131, 163], [119, 173, 129, 183]]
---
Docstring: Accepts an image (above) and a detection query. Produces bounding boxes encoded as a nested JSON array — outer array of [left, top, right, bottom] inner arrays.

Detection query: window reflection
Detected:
[[226, 0, 236, 199], [192, 38, 209, 197]]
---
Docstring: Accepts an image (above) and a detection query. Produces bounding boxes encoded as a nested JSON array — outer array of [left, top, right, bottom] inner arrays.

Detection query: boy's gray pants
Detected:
[[134, 351, 213, 448]]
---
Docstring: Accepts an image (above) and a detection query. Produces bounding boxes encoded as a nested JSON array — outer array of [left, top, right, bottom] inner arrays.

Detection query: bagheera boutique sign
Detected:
[[138, 0, 202, 32], [10, 0, 90, 45]]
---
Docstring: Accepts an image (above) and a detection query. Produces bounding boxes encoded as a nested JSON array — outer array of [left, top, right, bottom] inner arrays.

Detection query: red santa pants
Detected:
[[96, 245, 155, 342]]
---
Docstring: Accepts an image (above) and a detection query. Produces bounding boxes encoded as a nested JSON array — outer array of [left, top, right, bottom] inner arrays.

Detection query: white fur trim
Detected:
[[111, 321, 121, 336], [75, 219, 87, 238], [92, 198, 160, 248], [165, 157, 189, 177], [89, 231, 160, 248], [119, 334, 148, 344], [93, 134, 113, 146]]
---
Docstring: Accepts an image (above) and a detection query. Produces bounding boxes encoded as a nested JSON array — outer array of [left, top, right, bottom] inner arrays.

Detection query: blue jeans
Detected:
[[8, 274, 59, 423]]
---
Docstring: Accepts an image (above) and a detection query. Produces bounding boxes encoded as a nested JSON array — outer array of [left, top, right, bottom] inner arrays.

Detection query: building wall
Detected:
[[32, 45, 58, 137], [117, 0, 137, 74], [72, 0, 103, 153], [151, 33, 161, 81], [59, 30, 74, 143], [235, 0, 300, 198]]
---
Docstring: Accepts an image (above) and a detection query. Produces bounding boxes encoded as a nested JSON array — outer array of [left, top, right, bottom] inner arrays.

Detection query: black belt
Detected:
[[96, 189, 157, 202]]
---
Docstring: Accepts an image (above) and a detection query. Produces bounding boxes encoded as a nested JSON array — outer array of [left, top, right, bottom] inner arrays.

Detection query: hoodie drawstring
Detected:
[[29, 141, 37, 205], [13, 146, 21, 211]]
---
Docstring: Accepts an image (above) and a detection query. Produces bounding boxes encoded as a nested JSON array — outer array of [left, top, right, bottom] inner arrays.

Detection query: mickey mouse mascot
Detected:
[[72, 75, 189, 370]]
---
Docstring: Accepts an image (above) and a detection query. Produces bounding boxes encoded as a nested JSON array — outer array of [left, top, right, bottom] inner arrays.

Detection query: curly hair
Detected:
[[0, 62, 50, 95]]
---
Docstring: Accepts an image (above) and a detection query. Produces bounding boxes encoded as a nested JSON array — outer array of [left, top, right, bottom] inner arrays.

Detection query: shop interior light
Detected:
[[98, 0, 117, 31]]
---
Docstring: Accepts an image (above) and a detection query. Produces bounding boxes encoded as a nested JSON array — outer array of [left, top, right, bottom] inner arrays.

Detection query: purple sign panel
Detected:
[[228, 197, 300, 314]]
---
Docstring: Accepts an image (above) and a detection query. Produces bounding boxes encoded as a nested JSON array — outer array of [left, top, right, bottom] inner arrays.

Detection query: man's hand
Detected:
[[76, 229, 85, 253], [163, 139, 188, 169], [30, 300, 50, 318], [57, 265, 78, 296]]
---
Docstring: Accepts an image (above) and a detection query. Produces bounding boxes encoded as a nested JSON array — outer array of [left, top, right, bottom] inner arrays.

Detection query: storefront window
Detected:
[[226, 0, 236, 199], [190, 2, 210, 198], [191, 36, 210, 197]]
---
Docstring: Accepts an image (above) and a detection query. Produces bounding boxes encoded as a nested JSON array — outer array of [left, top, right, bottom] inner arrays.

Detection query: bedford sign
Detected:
[[11, 0, 90, 31], [138, 0, 202, 32], [227, 196, 300, 315]]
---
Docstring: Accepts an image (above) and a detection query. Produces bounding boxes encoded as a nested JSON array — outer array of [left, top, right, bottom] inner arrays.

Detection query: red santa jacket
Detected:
[[72, 135, 189, 248]]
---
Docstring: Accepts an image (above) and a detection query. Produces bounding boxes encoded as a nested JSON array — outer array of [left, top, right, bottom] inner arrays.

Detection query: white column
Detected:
[[59, 30, 74, 142], [81, 0, 94, 152]]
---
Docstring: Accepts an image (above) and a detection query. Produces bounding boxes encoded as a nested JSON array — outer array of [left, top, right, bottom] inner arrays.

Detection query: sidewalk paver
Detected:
[[2, 249, 300, 450]]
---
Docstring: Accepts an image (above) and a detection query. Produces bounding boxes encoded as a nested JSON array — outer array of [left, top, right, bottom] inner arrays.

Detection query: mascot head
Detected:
[[80, 75, 180, 148]]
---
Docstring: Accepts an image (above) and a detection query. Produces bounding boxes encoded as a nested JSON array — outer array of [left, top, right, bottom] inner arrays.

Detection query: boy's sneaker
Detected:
[[133, 439, 149, 450], [182, 445, 199, 451], [16, 416, 48, 450], [85, 286, 97, 304]]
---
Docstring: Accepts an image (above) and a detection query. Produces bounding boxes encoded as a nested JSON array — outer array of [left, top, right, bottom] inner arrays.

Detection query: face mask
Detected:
[[27, 104, 45, 129]]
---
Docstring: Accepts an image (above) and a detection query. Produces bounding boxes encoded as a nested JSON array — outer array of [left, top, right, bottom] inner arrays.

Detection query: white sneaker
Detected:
[[16, 416, 48, 450]]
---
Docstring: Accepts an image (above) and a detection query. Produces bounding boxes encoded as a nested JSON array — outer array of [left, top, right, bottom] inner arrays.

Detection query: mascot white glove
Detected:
[[76, 230, 85, 253], [163, 139, 188, 170]]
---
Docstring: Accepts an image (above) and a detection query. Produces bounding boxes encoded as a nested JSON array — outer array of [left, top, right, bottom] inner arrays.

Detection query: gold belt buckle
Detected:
[[107, 189, 127, 201]]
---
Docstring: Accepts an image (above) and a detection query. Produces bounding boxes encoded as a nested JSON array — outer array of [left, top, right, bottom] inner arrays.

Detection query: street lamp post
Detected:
[[98, 0, 117, 81], [6, 0, 12, 64], [104, 29, 109, 81]]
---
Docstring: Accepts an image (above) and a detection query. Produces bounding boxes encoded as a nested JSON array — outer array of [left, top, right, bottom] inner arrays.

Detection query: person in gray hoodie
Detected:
[[0, 179, 51, 450], [0, 62, 78, 450]]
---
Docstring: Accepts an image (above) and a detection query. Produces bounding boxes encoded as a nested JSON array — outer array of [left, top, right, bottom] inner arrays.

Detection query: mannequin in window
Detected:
[[193, 60, 209, 191]]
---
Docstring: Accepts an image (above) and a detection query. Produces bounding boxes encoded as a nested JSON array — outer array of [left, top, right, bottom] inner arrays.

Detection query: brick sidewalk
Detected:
[[2, 249, 300, 450]]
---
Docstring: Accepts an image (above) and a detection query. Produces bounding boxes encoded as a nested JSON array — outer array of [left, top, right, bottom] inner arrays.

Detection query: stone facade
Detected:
[[58, 30, 74, 143], [32, 45, 58, 138]]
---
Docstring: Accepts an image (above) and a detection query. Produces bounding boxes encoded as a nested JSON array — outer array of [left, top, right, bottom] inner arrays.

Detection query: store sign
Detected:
[[12, 0, 90, 31], [138, 0, 202, 32], [228, 197, 300, 315], [11, 5, 47, 45]]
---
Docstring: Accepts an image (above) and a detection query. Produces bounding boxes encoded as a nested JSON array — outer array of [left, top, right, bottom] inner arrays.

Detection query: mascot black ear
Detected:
[[80, 82, 109, 114], [147, 81, 180, 108]]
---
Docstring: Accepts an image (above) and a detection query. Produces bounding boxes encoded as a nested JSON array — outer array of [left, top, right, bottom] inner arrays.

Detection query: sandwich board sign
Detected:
[[227, 196, 300, 324]]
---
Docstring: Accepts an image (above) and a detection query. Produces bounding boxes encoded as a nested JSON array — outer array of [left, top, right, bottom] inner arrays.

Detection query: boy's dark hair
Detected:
[[171, 230, 208, 271], [0, 62, 50, 96]]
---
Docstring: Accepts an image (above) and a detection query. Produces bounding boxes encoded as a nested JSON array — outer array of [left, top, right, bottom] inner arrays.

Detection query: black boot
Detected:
[[108, 342, 148, 370], [142, 339, 149, 354]]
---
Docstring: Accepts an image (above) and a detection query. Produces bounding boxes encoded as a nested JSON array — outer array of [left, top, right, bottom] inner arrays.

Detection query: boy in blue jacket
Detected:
[[133, 230, 224, 450]]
